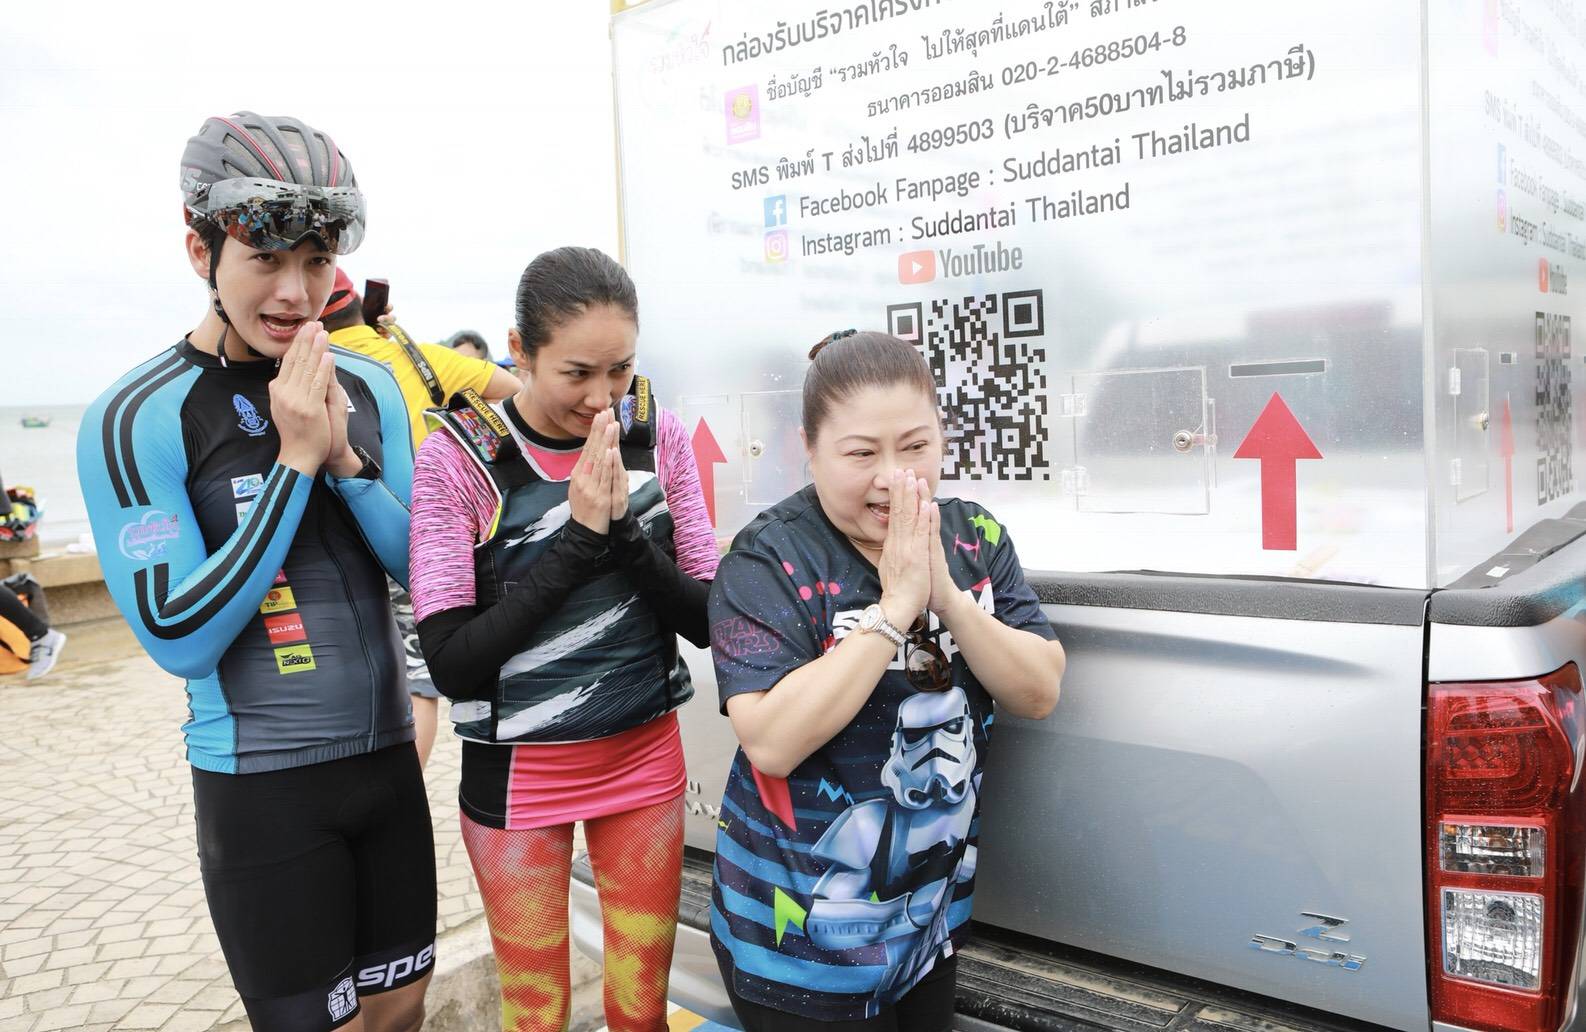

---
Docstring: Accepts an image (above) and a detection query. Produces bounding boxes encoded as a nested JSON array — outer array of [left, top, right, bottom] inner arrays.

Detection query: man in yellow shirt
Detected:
[[322, 270, 519, 452], [322, 270, 518, 767]]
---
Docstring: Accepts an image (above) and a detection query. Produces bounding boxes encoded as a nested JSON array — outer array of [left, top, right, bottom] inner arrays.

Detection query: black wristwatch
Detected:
[[350, 445, 381, 481]]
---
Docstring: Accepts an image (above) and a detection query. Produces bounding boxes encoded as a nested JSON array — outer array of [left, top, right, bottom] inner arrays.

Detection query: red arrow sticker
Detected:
[[1234, 393, 1322, 551], [691, 418, 728, 528], [1499, 395, 1515, 534]]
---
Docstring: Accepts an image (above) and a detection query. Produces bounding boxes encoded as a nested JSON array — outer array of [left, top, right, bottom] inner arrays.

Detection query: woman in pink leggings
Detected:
[[408, 246, 717, 1030]]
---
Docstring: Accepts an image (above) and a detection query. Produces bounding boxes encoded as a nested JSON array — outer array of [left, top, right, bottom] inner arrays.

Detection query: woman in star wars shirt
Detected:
[[708, 330, 1066, 1031]]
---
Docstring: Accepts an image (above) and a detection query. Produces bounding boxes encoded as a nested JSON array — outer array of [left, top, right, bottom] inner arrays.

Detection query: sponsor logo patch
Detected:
[[326, 976, 357, 1020], [259, 587, 297, 615], [230, 473, 265, 499], [461, 388, 509, 437], [232, 394, 269, 437], [356, 943, 435, 990], [235, 502, 252, 527], [118, 510, 181, 561], [633, 376, 651, 423], [274, 644, 316, 674], [263, 613, 307, 645], [452, 389, 511, 461]]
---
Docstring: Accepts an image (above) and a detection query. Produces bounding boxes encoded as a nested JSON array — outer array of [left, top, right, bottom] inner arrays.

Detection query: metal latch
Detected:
[[1172, 428, 1218, 453]]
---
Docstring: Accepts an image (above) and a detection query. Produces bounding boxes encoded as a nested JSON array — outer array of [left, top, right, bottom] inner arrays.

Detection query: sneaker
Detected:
[[26, 629, 66, 680]]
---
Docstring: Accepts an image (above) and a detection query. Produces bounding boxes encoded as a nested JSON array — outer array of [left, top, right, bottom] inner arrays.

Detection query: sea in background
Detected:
[[0, 404, 92, 547]]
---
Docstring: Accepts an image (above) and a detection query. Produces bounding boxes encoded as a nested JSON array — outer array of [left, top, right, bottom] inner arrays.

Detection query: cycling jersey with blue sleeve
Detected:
[[78, 340, 417, 774]]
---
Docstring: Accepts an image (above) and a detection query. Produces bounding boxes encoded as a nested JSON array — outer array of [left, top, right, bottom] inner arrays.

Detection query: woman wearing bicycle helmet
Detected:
[[410, 246, 717, 1030], [78, 112, 434, 1032]]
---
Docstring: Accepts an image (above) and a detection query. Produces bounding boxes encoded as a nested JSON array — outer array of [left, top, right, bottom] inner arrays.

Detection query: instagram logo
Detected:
[[764, 230, 789, 263]]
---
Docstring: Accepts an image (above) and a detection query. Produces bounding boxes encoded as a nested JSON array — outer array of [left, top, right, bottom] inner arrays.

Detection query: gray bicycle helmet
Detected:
[[181, 111, 357, 219]]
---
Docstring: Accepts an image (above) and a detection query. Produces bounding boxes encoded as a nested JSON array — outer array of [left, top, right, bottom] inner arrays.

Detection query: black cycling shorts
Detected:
[[192, 743, 437, 1031]]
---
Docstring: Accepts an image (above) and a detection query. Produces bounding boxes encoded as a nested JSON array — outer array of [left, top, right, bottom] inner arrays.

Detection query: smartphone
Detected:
[[362, 278, 390, 328]]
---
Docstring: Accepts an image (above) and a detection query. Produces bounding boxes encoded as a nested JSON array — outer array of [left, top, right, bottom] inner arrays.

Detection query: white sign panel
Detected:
[[614, 0, 1426, 584]]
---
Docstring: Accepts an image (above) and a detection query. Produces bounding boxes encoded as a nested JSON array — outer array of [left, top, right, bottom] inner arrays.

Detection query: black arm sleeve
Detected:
[[608, 511, 711, 648], [415, 522, 608, 700], [417, 516, 712, 700]]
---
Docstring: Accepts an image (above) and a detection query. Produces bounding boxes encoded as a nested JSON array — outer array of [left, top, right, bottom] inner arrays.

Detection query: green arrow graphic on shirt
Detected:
[[970, 514, 1002, 546], [773, 888, 807, 946]]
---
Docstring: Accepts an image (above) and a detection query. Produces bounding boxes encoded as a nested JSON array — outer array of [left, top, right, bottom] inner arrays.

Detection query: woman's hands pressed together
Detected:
[[569, 410, 622, 534], [925, 497, 961, 619], [877, 469, 933, 630]]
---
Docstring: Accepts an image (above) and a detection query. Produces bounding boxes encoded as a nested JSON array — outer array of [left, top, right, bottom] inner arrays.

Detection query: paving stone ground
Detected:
[[0, 621, 492, 1032]]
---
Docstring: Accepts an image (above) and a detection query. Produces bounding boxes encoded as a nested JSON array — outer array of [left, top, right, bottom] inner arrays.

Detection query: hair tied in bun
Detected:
[[808, 328, 858, 360]]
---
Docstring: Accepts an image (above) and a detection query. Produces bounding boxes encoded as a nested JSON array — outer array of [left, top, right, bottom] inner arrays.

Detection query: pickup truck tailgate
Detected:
[[971, 575, 1432, 1030]]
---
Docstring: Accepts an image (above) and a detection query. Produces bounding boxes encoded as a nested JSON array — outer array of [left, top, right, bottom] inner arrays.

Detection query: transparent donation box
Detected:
[[612, 0, 1586, 589]]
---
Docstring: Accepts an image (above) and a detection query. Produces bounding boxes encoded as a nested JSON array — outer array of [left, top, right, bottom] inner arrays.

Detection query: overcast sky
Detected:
[[1, 3, 623, 407]]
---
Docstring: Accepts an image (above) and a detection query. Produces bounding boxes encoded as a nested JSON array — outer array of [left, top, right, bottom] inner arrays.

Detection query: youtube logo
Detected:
[[898, 250, 935, 284]]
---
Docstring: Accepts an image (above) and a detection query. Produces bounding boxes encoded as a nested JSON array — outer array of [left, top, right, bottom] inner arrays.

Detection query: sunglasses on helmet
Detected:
[[196, 178, 366, 255]]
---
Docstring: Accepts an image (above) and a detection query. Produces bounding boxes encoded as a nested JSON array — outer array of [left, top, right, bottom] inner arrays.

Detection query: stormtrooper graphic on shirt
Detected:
[[805, 686, 980, 993]]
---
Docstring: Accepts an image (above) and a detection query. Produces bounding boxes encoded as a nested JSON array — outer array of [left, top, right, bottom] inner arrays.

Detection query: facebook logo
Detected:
[[764, 195, 787, 228]]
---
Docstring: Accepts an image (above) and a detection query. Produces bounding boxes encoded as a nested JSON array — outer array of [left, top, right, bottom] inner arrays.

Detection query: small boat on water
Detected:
[[19, 416, 50, 429]]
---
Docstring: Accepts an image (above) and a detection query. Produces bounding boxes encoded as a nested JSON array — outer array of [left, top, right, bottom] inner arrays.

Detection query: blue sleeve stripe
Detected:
[[133, 467, 301, 638], [138, 466, 295, 629], [332, 346, 416, 490], [97, 352, 187, 509]]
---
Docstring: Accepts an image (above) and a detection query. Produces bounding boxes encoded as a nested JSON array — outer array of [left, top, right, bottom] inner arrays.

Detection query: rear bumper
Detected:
[[571, 849, 1398, 1032]]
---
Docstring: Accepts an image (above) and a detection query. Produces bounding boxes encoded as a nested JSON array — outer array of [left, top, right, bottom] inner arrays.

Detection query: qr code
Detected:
[[886, 290, 1050, 480], [1536, 312, 1573, 504]]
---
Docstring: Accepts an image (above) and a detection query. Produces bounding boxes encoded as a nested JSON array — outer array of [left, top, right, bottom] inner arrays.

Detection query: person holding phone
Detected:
[[320, 269, 518, 767], [408, 246, 718, 1031], [77, 112, 434, 1032], [707, 331, 1065, 1031]]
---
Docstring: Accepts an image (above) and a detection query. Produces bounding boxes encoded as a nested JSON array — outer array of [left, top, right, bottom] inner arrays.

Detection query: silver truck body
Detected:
[[575, 554, 1586, 1029], [570, 0, 1586, 1027]]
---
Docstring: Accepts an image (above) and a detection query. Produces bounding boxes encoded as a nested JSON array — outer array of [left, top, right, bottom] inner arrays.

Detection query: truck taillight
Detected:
[[1427, 665, 1586, 1032]]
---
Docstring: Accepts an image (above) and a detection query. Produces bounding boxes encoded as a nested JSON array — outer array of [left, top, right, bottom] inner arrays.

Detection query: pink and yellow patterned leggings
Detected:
[[460, 796, 684, 1032]]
